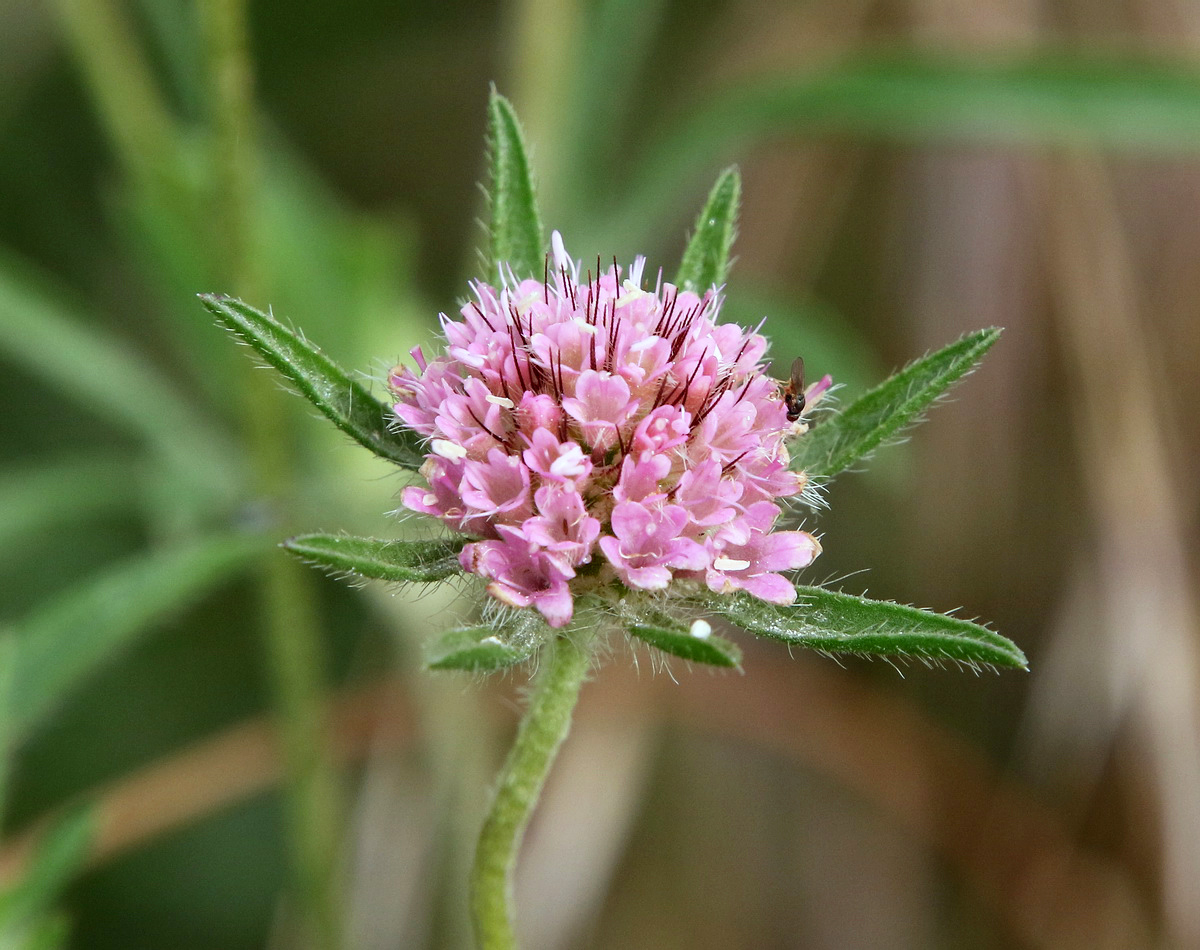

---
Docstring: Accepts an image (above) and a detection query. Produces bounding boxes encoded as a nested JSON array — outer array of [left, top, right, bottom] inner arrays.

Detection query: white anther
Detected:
[[431, 439, 468, 461]]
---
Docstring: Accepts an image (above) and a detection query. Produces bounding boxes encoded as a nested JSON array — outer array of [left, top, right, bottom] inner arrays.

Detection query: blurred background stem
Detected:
[[53, 0, 180, 194], [197, 0, 344, 947]]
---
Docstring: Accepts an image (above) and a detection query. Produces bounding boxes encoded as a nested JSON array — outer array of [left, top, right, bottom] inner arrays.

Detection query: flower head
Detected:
[[390, 234, 820, 626]]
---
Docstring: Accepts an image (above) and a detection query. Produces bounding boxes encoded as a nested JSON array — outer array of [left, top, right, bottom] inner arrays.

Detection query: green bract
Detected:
[[282, 535, 466, 584], [486, 87, 545, 280], [675, 166, 740, 295], [199, 294, 424, 470], [789, 327, 1002, 482]]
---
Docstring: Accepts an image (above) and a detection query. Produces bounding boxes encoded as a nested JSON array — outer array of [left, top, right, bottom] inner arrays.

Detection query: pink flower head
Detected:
[[391, 233, 822, 626]]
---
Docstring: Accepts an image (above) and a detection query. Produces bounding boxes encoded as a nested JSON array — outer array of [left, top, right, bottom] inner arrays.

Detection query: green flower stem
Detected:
[[198, 1, 344, 947], [471, 634, 592, 950]]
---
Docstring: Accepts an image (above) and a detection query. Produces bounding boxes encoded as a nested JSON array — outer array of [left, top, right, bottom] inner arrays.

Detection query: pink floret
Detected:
[[390, 233, 823, 625]]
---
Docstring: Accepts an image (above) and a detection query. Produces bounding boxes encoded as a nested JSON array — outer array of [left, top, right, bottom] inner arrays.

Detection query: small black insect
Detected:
[[782, 356, 806, 421]]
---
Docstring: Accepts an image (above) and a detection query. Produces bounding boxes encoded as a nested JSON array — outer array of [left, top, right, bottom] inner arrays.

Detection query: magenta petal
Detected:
[[622, 563, 672, 590], [666, 537, 709, 572], [534, 585, 575, 627], [757, 530, 821, 572], [597, 535, 623, 566], [738, 573, 796, 604], [401, 485, 439, 516]]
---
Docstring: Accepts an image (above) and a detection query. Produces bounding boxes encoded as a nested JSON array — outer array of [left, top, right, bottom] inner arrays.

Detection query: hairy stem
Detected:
[[471, 635, 591, 950]]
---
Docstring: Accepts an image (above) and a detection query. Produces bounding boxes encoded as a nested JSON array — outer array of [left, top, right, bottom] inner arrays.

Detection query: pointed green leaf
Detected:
[[11, 534, 266, 741], [709, 588, 1026, 670], [625, 608, 741, 668], [791, 327, 1001, 481], [487, 88, 545, 279], [0, 807, 94, 929], [283, 534, 465, 583], [198, 294, 424, 469], [426, 617, 545, 673], [675, 167, 741, 294]]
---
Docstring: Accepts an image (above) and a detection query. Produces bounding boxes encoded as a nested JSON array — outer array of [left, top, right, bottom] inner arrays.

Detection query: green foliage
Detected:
[[198, 294, 424, 469], [708, 588, 1026, 669], [426, 620, 544, 673], [675, 167, 741, 294], [0, 459, 143, 554], [0, 252, 240, 507], [0, 632, 17, 821], [791, 328, 1001, 481], [0, 808, 93, 923], [0, 806, 94, 949], [282, 534, 465, 584], [10, 535, 266, 742], [624, 607, 742, 668], [487, 88, 545, 280], [604, 52, 1200, 248]]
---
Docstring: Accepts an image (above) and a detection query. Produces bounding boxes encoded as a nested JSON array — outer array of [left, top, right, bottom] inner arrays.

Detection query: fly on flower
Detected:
[[782, 356, 806, 422], [388, 232, 822, 628], [776, 354, 834, 432]]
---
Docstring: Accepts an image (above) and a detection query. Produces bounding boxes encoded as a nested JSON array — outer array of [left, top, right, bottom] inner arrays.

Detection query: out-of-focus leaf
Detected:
[[624, 607, 741, 668], [604, 52, 1200, 247], [0, 458, 143, 552], [10, 534, 266, 741], [0, 632, 17, 823], [53, 0, 182, 193], [0, 251, 240, 504], [8, 915, 71, 950], [426, 618, 544, 673], [198, 294, 424, 469], [487, 88, 545, 279], [790, 328, 1001, 481], [675, 167, 740, 294], [0, 806, 93, 940], [283, 534, 465, 584], [708, 588, 1026, 669]]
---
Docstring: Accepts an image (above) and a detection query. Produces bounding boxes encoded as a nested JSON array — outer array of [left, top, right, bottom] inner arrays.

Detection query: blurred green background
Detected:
[[3, 0, 1200, 948]]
